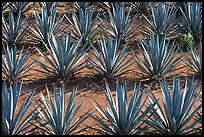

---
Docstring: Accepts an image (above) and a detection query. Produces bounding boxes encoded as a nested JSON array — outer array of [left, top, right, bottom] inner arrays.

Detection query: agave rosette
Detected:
[[141, 2, 178, 38], [134, 34, 183, 80], [34, 83, 90, 135], [145, 75, 202, 135], [33, 32, 88, 79], [65, 7, 100, 46], [28, 4, 64, 45], [2, 10, 30, 47], [88, 36, 134, 79], [2, 45, 34, 82], [89, 80, 155, 135], [2, 81, 36, 135], [101, 3, 140, 43]]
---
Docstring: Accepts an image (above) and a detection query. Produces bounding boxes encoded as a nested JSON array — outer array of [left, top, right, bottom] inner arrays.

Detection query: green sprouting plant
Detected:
[[89, 80, 155, 135], [33, 32, 88, 80], [2, 81, 37, 135], [85, 38, 97, 48], [145, 75, 202, 135], [2, 45, 34, 83], [178, 33, 194, 50], [34, 83, 90, 135], [178, 2, 202, 43], [88, 36, 134, 80]]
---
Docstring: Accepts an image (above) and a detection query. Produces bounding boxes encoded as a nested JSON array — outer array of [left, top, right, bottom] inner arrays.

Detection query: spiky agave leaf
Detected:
[[190, 106, 202, 134], [2, 10, 30, 47], [99, 2, 130, 11], [182, 40, 202, 77], [101, 3, 140, 43], [2, 81, 36, 135], [89, 80, 154, 135], [7, 2, 35, 15], [88, 36, 134, 79], [65, 7, 100, 46], [2, 45, 34, 83], [34, 83, 90, 135], [40, 2, 59, 10], [73, 2, 94, 11], [172, 2, 187, 16], [184, 91, 202, 135], [133, 2, 151, 16], [2, 2, 11, 11], [28, 4, 64, 45], [141, 2, 179, 39], [178, 2, 202, 42], [145, 75, 202, 135], [33, 32, 88, 79], [134, 34, 183, 80]]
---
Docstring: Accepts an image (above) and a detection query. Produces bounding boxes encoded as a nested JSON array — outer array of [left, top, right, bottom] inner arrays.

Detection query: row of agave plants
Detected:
[[2, 2, 202, 82], [2, 2, 202, 47], [2, 76, 202, 135], [2, 32, 202, 83], [2, 2, 202, 135]]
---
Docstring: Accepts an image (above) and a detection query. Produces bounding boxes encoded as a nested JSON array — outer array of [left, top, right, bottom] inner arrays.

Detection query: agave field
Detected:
[[2, 2, 202, 135]]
